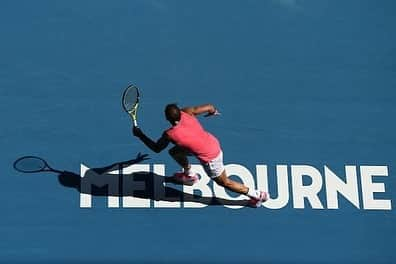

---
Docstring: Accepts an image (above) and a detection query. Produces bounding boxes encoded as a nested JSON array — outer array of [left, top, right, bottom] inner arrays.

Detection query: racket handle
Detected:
[[133, 119, 138, 127]]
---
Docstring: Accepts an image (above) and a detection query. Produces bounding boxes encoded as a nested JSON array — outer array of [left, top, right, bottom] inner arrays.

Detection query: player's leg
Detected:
[[213, 170, 265, 198], [204, 151, 269, 207], [213, 170, 269, 207], [213, 170, 249, 194], [168, 145, 190, 172], [168, 145, 198, 185]]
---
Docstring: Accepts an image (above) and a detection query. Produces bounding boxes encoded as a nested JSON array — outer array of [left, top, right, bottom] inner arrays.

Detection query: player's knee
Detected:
[[168, 147, 177, 156]]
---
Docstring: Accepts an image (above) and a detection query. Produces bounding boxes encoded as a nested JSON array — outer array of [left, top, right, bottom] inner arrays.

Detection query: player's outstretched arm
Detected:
[[133, 127, 170, 153], [182, 104, 218, 116]]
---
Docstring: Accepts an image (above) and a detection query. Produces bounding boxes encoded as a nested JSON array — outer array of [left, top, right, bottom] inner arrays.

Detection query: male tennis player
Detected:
[[132, 103, 269, 207]]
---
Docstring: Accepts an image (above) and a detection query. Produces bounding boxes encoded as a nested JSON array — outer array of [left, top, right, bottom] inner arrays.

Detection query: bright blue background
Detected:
[[1, 0, 395, 263]]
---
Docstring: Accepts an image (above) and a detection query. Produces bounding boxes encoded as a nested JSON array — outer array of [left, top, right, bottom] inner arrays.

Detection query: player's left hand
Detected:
[[204, 108, 220, 117]]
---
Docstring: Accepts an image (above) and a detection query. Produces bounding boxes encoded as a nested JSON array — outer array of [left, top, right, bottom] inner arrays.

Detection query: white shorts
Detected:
[[201, 151, 225, 179]]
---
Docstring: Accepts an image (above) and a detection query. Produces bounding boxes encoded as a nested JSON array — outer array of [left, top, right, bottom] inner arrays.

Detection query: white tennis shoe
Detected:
[[173, 172, 199, 186], [248, 191, 269, 208]]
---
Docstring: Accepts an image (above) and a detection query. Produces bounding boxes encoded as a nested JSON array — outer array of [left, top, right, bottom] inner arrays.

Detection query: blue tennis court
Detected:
[[1, 0, 395, 263]]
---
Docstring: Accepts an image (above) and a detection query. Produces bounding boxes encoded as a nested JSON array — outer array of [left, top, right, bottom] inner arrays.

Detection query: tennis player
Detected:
[[132, 103, 269, 207]]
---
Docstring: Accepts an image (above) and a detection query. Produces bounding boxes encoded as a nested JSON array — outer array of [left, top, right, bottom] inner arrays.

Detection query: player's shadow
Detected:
[[53, 153, 249, 207]]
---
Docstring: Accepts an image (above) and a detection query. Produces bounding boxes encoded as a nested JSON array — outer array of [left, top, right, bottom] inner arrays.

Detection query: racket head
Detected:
[[122, 84, 140, 126], [13, 156, 49, 173]]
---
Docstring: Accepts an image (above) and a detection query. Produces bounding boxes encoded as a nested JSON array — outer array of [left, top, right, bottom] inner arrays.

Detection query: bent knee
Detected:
[[168, 147, 176, 156], [168, 146, 182, 156], [169, 146, 188, 157]]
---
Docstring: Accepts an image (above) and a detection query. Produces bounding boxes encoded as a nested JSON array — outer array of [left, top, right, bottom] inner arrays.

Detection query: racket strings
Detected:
[[14, 157, 47, 172], [123, 86, 139, 111]]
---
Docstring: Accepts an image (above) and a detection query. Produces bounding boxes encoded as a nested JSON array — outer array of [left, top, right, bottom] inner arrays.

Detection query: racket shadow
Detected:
[[61, 172, 250, 207], [69, 171, 249, 207], [15, 153, 250, 207]]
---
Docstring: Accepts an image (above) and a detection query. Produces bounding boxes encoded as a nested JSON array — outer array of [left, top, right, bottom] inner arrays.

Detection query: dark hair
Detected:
[[165, 103, 181, 124]]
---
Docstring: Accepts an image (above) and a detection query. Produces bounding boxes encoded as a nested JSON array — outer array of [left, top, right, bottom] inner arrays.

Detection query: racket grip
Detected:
[[133, 119, 138, 127]]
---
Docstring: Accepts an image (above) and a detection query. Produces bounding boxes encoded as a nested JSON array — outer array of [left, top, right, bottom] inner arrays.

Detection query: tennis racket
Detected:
[[13, 156, 64, 174], [122, 84, 140, 127]]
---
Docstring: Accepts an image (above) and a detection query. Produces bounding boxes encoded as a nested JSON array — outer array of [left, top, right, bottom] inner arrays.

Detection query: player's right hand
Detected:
[[132, 126, 144, 138]]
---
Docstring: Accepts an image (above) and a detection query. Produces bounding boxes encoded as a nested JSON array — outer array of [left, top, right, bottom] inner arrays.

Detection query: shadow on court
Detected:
[[14, 153, 250, 207]]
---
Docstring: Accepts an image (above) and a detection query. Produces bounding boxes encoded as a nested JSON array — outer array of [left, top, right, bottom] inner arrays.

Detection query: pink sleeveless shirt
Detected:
[[166, 111, 221, 163]]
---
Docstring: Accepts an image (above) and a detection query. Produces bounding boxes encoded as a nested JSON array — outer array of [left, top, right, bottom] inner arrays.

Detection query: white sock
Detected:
[[247, 188, 260, 199]]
